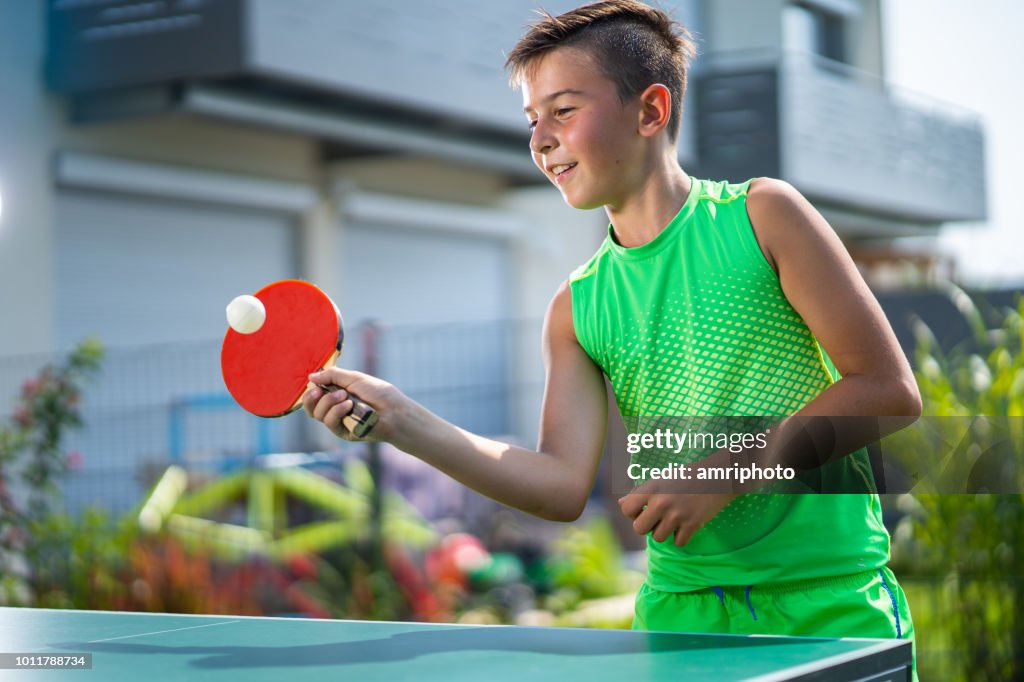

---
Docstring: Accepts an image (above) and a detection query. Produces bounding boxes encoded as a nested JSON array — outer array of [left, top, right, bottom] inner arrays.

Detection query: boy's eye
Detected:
[[526, 107, 573, 130]]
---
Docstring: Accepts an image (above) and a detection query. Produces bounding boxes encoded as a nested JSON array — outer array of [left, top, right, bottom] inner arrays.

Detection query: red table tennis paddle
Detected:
[[221, 279, 378, 438]]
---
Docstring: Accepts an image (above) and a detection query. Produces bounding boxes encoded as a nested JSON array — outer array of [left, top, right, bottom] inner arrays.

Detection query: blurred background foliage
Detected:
[[889, 286, 1024, 681]]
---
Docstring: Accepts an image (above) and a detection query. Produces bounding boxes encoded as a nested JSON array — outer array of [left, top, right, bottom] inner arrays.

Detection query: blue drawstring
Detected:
[[712, 586, 757, 622], [714, 578, 898, 630], [878, 570, 902, 639]]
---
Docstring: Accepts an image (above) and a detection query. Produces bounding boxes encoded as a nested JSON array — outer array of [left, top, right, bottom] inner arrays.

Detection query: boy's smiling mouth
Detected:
[[549, 162, 578, 183]]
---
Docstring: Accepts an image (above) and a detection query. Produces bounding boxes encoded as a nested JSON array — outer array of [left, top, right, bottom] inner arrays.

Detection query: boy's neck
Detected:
[[606, 161, 692, 249]]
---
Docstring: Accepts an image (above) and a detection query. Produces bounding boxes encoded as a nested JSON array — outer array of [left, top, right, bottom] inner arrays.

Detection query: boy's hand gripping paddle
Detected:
[[220, 280, 378, 438]]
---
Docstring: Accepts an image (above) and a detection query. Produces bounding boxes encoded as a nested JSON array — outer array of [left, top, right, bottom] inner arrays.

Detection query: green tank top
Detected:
[[570, 177, 890, 591]]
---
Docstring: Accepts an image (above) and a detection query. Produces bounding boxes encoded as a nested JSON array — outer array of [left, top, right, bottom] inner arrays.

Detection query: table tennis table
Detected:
[[0, 607, 911, 681]]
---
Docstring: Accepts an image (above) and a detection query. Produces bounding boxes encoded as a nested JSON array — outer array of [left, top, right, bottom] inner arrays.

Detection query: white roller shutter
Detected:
[[340, 223, 508, 327], [56, 189, 297, 349], [340, 198, 514, 435]]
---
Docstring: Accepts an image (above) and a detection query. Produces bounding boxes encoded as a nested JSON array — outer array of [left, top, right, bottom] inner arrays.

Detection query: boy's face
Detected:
[[521, 47, 644, 211]]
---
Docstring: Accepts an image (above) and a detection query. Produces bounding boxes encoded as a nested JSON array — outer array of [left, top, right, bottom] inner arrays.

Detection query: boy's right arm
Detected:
[[302, 281, 608, 522]]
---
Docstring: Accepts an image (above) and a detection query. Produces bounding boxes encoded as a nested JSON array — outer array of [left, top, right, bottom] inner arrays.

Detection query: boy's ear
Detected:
[[637, 83, 672, 138]]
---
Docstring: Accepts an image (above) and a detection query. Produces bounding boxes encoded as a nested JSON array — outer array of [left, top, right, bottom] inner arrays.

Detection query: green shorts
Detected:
[[633, 566, 917, 681]]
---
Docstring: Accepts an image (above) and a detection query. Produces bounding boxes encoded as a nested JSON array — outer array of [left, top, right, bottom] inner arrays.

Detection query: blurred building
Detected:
[[0, 0, 986, 510]]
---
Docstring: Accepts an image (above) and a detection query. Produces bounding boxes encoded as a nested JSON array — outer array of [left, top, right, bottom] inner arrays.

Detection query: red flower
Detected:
[[66, 451, 84, 470], [13, 406, 32, 428], [285, 554, 318, 580], [20, 379, 39, 398]]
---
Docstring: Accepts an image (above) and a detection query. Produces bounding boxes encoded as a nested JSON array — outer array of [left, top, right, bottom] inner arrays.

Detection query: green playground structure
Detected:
[[136, 458, 437, 562]]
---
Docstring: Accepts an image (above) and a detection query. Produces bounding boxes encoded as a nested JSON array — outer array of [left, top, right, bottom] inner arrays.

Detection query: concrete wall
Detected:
[[703, 0, 785, 55], [849, 0, 885, 76], [703, 0, 884, 76], [0, 1, 56, 357]]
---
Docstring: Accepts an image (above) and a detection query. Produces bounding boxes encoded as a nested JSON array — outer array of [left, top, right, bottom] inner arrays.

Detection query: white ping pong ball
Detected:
[[226, 295, 266, 334]]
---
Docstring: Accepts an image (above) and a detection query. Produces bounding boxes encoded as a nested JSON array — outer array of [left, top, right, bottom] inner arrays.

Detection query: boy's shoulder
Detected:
[[700, 175, 800, 208], [744, 177, 823, 226]]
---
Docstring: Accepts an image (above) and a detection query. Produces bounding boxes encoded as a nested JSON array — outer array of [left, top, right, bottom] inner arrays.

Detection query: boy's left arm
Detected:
[[619, 178, 922, 546], [749, 178, 921, 418]]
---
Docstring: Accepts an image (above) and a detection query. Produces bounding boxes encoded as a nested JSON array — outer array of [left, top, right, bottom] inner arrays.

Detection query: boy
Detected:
[[304, 0, 919, 675]]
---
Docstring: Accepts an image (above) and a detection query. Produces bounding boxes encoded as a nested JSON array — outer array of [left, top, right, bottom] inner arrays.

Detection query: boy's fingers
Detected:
[[618, 493, 646, 519], [302, 386, 323, 416], [673, 525, 696, 547], [310, 366, 362, 387], [324, 398, 355, 432], [632, 506, 659, 535], [650, 506, 687, 543], [309, 368, 337, 383], [313, 389, 348, 422]]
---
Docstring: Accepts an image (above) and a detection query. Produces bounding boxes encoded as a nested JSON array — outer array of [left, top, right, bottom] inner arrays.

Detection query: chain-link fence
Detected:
[[0, 319, 545, 516]]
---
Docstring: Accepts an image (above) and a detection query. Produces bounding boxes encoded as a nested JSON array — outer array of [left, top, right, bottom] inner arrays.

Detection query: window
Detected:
[[784, 2, 847, 64]]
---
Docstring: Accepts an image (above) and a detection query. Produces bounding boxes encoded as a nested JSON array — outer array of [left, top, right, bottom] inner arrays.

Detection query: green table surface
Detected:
[[0, 607, 911, 681]]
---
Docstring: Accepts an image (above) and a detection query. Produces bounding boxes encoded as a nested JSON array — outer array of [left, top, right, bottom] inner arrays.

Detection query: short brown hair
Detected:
[[506, 0, 697, 141]]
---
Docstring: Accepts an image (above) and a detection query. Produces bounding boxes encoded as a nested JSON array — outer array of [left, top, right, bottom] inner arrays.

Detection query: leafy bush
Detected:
[[0, 339, 104, 606], [891, 287, 1024, 681]]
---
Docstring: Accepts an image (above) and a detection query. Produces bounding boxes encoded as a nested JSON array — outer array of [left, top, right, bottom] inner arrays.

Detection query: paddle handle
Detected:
[[320, 383, 378, 438]]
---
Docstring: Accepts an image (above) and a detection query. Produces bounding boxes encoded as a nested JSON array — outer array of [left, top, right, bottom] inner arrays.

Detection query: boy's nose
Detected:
[[530, 122, 557, 155]]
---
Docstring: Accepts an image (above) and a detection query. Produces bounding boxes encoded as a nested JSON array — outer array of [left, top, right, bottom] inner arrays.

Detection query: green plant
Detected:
[[892, 286, 1024, 681], [0, 339, 104, 606], [541, 517, 644, 627], [26, 507, 137, 610]]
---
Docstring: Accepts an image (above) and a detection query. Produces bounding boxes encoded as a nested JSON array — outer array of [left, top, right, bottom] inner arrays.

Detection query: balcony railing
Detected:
[[694, 50, 986, 224]]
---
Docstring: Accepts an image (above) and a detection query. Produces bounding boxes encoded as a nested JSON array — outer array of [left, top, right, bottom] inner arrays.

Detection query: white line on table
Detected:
[[88, 620, 241, 643]]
